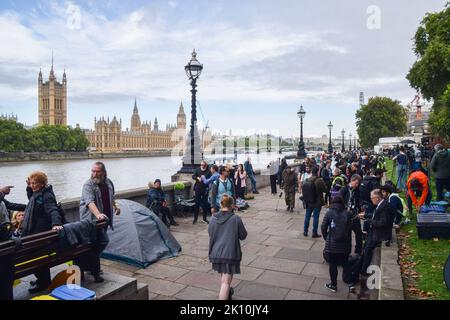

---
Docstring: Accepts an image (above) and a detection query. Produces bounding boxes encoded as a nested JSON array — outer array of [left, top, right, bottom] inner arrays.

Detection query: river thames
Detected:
[[0, 151, 292, 203]]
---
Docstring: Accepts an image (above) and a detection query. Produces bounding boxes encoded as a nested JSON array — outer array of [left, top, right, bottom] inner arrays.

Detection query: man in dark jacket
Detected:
[[146, 179, 178, 228], [430, 144, 450, 201], [303, 166, 328, 237], [192, 160, 211, 224], [321, 196, 354, 292], [358, 189, 391, 275], [339, 174, 363, 256]]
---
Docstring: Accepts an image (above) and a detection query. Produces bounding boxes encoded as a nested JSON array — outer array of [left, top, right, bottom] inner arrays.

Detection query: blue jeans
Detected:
[[396, 164, 408, 191], [248, 174, 257, 193], [304, 206, 321, 234]]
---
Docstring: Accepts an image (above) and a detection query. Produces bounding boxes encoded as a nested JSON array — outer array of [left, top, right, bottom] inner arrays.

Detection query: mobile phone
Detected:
[[8, 186, 14, 188]]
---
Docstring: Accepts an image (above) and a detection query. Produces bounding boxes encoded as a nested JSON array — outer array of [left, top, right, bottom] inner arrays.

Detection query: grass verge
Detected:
[[386, 159, 450, 300]]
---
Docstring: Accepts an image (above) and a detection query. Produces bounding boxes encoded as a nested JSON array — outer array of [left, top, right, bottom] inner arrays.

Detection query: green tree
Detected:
[[406, 4, 450, 142], [0, 119, 27, 152], [356, 97, 407, 148]]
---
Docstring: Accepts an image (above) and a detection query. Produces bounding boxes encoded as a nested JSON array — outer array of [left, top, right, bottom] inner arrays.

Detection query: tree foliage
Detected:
[[356, 97, 407, 148], [0, 120, 90, 152], [407, 4, 450, 142]]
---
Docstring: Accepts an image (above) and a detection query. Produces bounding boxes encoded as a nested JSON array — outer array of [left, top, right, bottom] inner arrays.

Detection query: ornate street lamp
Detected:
[[327, 121, 333, 154], [341, 129, 345, 153], [297, 105, 306, 159], [179, 50, 204, 173]]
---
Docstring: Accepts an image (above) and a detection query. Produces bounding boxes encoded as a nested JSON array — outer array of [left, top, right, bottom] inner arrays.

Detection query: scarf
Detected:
[[21, 190, 43, 237]]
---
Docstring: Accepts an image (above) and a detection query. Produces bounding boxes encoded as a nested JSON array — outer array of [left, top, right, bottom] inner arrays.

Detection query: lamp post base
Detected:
[[297, 141, 306, 159], [177, 163, 200, 174]]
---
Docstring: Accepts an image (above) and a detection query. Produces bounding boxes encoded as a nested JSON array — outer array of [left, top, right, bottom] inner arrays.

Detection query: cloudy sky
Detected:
[[0, 0, 446, 138]]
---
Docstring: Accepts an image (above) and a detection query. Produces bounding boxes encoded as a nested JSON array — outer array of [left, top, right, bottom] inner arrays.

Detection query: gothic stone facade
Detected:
[[38, 62, 67, 126], [85, 100, 187, 152]]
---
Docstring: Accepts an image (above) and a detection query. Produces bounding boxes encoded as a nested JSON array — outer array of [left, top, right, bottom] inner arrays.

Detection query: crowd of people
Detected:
[[0, 142, 448, 300], [276, 142, 449, 293]]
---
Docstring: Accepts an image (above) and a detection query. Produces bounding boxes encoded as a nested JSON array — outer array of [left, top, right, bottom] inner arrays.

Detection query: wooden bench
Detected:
[[0, 221, 107, 300]]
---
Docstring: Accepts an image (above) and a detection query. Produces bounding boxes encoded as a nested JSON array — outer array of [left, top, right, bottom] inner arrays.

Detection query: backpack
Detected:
[[329, 209, 351, 243], [331, 176, 345, 190], [359, 176, 378, 204], [302, 177, 317, 205], [209, 178, 232, 204]]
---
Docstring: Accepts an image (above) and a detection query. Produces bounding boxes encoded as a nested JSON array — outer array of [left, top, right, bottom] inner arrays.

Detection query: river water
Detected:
[[0, 151, 294, 203]]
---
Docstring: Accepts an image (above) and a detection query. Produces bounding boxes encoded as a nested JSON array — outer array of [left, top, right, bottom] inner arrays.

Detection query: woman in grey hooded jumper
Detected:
[[208, 194, 247, 300]]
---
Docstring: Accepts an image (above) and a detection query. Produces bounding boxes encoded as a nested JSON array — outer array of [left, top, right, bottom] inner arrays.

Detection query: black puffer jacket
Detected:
[[321, 203, 352, 254], [21, 185, 63, 236]]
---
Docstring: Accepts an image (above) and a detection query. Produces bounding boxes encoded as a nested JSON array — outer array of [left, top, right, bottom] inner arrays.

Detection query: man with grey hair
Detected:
[[430, 144, 450, 201], [358, 189, 391, 275], [79, 162, 120, 283]]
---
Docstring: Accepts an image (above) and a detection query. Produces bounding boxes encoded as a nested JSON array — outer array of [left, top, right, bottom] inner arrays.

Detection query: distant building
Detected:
[[0, 113, 18, 122], [406, 94, 431, 134], [84, 100, 198, 152], [38, 56, 67, 126]]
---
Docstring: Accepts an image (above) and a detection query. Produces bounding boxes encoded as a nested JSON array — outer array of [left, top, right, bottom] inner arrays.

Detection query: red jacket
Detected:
[[406, 171, 429, 207]]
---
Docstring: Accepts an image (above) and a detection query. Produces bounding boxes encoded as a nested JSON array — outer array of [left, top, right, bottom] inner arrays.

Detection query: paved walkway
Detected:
[[101, 186, 358, 300]]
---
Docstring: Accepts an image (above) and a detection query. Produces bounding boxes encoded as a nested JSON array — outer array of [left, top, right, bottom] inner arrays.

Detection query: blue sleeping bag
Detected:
[[420, 205, 446, 213], [50, 285, 96, 300]]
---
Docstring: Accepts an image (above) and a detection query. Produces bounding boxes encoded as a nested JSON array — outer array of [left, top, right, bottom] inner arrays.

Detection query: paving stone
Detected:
[[256, 245, 282, 257], [101, 265, 136, 278], [135, 275, 186, 297], [233, 266, 265, 281], [301, 263, 342, 279], [255, 270, 315, 291], [308, 277, 349, 299], [249, 256, 306, 274], [176, 271, 241, 292], [164, 255, 211, 272], [382, 263, 403, 291], [309, 240, 326, 251], [242, 233, 270, 245], [234, 281, 289, 300], [242, 243, 266, 255], [106, 261, 141, 273], [170, 231, 198, 243], [241, 254, 258, 266], [135, 264, 190, 281], [275, 247, 325, 264], [262, 236, 314, 250], [180, 246, 209, 259], [152, 295, 179, 300], [262, 227, 302, 238], [174, 286, 218, 300], [285, 289, 346, 300]]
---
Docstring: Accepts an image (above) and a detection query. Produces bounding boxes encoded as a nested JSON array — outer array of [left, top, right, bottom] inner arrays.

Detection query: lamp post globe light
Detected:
[[341, 129, 345, 153], [179, 49, 204, 173], [297, 105, 307, 159], [327, 121, 333, 154]]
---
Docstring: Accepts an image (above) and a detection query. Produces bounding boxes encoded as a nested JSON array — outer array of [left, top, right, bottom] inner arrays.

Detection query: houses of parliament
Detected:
[[38, 61, 211, 152]]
